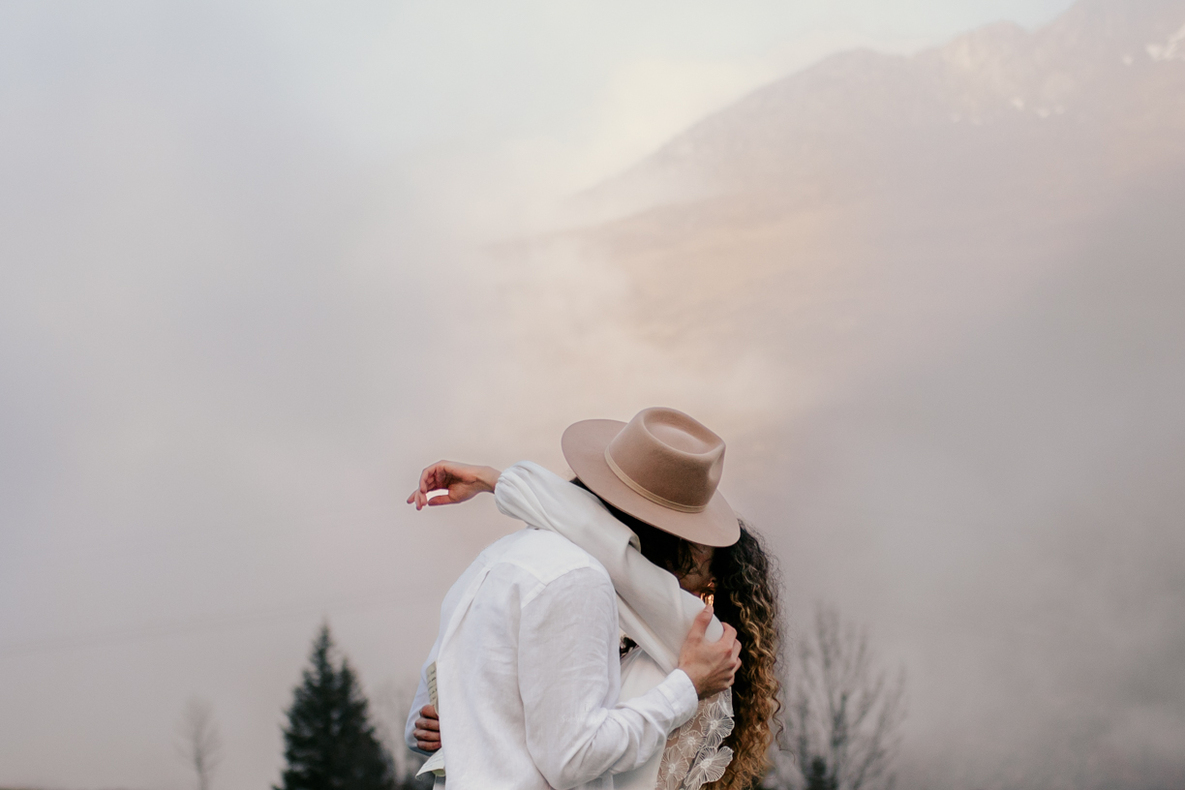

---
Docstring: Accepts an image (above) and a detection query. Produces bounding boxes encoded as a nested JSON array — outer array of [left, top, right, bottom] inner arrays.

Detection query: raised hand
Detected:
[[676, 606, 742, 699], [406, 461, 501, 510]]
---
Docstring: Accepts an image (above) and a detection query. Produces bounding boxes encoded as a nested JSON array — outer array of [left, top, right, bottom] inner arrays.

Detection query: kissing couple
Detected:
[[404, 407, 781, 789]]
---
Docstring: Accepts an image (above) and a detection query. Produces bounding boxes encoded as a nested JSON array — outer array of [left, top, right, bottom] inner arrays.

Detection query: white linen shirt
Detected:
[[405, 526, 699, 790], [489, 461, 728, 790]]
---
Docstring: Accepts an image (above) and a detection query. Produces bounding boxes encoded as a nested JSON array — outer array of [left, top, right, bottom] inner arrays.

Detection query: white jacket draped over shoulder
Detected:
[[495, 462, 736, 790]]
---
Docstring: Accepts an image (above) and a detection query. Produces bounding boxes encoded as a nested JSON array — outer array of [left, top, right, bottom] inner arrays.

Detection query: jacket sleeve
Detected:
[[495, 460, 724, 673], [518, 566, 698, 789]]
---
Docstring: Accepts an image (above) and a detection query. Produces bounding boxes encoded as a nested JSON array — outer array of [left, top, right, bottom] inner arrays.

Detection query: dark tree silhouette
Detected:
[[276, 624, 396, 790], [805, 756, 838, 790]]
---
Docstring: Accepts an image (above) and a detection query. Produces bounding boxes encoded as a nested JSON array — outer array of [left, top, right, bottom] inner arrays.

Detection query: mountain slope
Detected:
[[589, 0, 1185, 208], [533, 0, 1185, 373]]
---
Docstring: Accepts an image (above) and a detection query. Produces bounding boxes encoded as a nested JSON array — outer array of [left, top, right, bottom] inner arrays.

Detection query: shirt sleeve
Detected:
[[518, 566, 699, 790]]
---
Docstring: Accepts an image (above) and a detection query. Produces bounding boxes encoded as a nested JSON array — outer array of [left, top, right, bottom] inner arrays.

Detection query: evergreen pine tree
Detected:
[[276, 624, 396, 790]]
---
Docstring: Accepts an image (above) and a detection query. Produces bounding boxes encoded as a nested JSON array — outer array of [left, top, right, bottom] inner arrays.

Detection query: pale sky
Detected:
[[0, 2, 1098, 789]]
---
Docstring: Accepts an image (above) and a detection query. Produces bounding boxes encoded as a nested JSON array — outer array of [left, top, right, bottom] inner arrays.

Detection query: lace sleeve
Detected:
[[655, 689, 735, 790]]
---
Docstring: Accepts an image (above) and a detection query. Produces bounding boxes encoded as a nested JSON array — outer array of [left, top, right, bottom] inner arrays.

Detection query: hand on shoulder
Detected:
[[677, 606, 742, 699]]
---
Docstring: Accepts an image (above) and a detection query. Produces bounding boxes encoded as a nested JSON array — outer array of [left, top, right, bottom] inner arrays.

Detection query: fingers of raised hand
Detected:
[[422, 463, 449, 493], [409, 487, 436, 510], [407, 466, 433, 509], [408, 463, 453, 510], [406, 483, 426, 507]]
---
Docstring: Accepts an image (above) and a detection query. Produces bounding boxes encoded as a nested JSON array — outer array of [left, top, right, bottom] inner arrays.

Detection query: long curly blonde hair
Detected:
[[706, 520, 782, 789], [575, 481, 783, 790]]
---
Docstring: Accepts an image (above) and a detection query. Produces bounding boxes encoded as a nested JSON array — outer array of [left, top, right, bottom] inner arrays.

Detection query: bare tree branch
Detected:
[[766, 603, 907, 790], [177, 698, 221, 790]]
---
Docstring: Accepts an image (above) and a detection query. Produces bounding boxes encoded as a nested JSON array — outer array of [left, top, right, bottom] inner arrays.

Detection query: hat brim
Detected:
[[561, 419, 740, 547]]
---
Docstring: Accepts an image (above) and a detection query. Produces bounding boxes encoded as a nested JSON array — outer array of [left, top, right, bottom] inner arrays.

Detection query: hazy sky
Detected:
[[0, 2, 1106, 789]]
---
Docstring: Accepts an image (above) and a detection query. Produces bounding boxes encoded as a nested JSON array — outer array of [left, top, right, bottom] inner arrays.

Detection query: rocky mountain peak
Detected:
[[575, 0, 1185, 218]]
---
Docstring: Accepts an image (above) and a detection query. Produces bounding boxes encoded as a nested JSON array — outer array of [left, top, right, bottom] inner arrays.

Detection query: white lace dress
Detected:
[[495, 462, 737, 790], [656, 688, 735, 790]]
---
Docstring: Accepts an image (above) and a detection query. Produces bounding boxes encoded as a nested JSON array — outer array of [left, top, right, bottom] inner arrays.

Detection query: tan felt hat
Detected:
[[561, 407, 740, 547]]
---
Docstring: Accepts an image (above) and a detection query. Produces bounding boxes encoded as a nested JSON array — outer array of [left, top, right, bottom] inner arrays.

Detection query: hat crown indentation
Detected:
[[605, 407, 725, 511]]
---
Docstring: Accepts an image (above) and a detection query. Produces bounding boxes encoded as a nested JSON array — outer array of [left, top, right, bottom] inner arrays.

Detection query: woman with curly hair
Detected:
[[408, 407, 781, 790], [596, 500, 782, 790]]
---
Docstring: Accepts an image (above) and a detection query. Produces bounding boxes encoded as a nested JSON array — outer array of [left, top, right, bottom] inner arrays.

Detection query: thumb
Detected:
[[688, 604, 714, 640]]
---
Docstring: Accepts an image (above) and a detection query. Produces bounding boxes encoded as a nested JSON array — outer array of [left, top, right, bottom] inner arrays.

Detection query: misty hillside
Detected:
[[555, 0, 1185, 353], [592, 0, 1185, 206], [499, 1, 1185, 788]]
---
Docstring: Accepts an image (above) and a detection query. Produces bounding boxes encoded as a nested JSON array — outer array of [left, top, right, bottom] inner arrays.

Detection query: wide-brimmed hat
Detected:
[[561, 407, 740, 547]]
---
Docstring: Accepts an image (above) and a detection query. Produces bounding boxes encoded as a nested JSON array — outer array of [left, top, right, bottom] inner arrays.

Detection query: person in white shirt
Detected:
[[415, 458, 783, 790], [404, 408, 745, 789]]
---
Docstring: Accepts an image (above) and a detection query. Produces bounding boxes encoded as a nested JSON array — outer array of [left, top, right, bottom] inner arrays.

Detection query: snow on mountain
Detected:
[[570, 0, 1185, 215]]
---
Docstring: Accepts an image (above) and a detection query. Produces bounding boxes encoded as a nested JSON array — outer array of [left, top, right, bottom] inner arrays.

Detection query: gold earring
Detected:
[[699, 578, 717, 607]]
